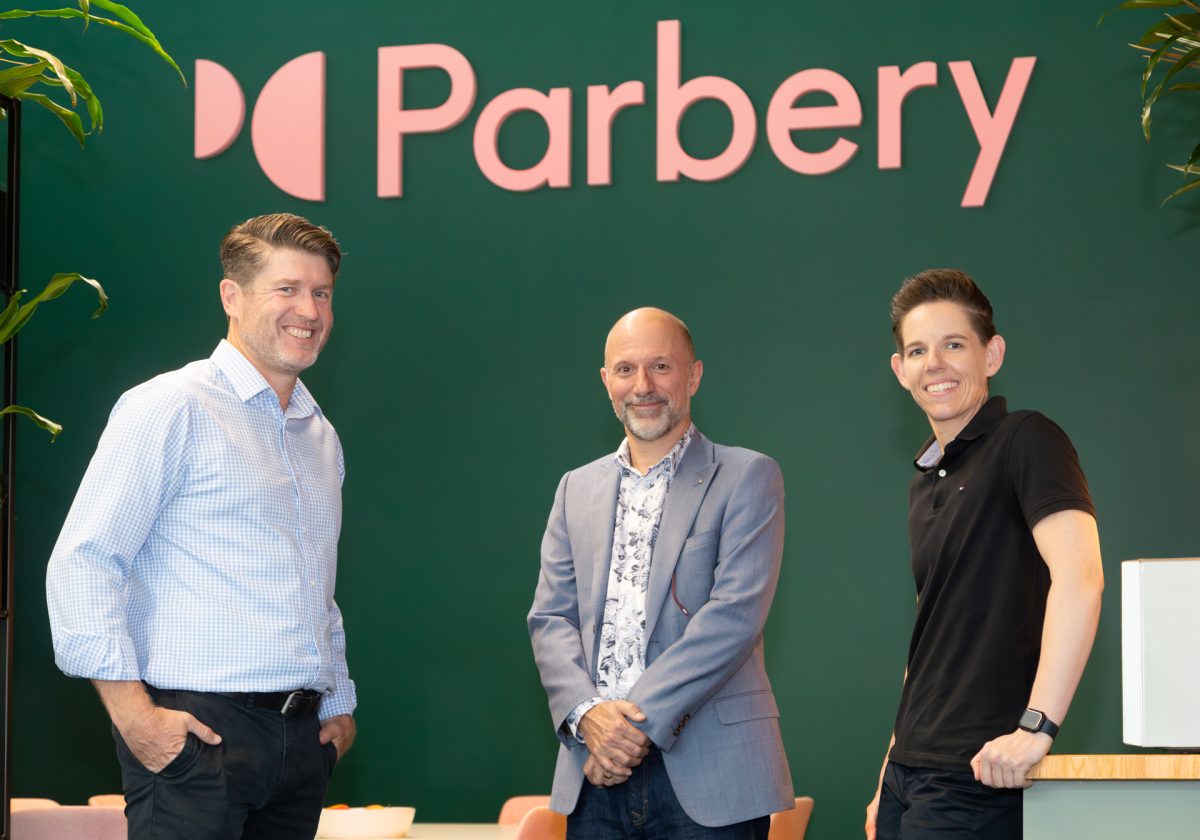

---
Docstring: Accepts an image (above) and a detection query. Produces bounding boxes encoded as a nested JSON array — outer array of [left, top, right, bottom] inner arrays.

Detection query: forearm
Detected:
[[92, 679, 157, 731], [1026, 509, 1104, 725], [1026, 576, 1103, 724]]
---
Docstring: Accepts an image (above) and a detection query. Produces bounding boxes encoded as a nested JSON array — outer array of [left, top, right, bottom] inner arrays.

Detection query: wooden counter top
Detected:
[[1028, 754, 1200, 780]]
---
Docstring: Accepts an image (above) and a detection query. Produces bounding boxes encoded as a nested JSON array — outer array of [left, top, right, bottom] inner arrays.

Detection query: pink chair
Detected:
[[512, 804, 566, 840], [88, 793, 126, 807], [768, 796, 814, 840], [498, 795, 552, 825], [8, 799, 59, 812], [11, 804, 127, 839]]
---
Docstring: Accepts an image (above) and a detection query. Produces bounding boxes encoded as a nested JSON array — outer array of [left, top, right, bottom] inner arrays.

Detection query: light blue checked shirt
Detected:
[[47, 340, 356, 719]]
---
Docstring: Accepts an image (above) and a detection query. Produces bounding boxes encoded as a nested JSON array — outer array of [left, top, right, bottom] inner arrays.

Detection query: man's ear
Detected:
[[688, 359, 703, 396], [219, 278, 240, 319]]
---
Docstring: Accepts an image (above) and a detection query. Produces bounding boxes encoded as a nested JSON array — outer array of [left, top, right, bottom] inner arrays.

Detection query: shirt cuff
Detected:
[[318, 677, 358, 721], [566, 696, 604, 744]]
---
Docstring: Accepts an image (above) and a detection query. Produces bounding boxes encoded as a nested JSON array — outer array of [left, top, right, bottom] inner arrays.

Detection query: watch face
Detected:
[[1019, 709, 1045, 730]]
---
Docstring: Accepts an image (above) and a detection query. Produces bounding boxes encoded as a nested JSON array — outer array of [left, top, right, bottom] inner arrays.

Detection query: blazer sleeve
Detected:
[[528, 471, 601, 747], [626, 453, 785, 751]]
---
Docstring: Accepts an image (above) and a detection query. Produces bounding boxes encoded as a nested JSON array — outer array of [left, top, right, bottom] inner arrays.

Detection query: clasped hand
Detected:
[[970, 728, 1052, 789], [579, 700, 649, 787]]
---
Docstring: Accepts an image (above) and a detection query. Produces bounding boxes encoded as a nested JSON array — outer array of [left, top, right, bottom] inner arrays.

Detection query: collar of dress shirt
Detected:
[[614, 423, 696, 478], [211, 339, 319, 418]]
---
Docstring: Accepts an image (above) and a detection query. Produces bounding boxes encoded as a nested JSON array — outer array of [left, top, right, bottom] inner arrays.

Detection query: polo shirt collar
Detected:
[[211, 340, 318, 418], [913, 395, 1008, 471]]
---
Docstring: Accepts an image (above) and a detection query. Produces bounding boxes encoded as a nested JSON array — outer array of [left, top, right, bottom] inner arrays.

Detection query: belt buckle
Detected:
[[279, 690, 305, 716]]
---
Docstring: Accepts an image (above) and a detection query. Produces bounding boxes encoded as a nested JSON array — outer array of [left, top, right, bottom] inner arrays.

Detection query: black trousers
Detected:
[[112, 686, 337, 840], [876, 761, 1022, 840]]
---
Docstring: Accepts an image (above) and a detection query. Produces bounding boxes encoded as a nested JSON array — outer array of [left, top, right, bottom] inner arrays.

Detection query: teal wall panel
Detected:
[[7, 2, 1197, 837]]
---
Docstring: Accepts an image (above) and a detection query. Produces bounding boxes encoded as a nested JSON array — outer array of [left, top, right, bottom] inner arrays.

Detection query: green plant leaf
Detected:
[[0, 7, 89, 21], [39, 63, 104, 132], [14, 91, 85, 145], [0, 60, 50, 97], [1142, 29, 1190, 97], [65, 65, 102, 132], [87, 0, 152, 38], [1133, 14, 1200, 46], [1180, 141, 1200, 174], [1100, 0, 1190, 27], [85, 2, 184, 85], [1161, 174, 1200, 203], [1142, 44, 1200, 138], [1169, 81, 1200, 88], [0, 295, 21, 337], [0, 405, 62, 440], [0, 272, 107, 346], [0, 7, 182, 86], [0, 38, 75, 105]]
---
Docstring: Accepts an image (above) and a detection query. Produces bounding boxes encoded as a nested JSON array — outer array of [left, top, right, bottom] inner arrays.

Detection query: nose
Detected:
[[633, 367, 654, 395], [293, 292, 319, 321], [924, 347, 945, 370]]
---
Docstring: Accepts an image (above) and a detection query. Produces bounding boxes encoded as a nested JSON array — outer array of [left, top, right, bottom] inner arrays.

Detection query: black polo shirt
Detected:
[[888, 396, 1095, 772]]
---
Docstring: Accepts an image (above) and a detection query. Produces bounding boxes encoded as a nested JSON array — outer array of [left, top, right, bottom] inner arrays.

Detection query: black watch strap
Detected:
[[1018, 707, 1059, 739]]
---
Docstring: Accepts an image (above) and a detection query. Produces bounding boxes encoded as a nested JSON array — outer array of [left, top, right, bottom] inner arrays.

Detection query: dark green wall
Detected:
[[8, 2, 1198, 837]]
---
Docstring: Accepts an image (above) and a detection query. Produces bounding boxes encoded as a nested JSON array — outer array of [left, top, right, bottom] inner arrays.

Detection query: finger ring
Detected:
[[604, 772, 612, 779]]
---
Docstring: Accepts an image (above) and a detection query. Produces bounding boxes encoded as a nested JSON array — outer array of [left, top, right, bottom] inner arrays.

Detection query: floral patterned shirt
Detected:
[[565, 424, 695, 741]]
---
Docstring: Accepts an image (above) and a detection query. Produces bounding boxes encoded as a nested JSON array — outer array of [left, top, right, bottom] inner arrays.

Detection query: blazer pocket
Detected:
[[682, 529, 719, 552], [715, 690, 780, 725]]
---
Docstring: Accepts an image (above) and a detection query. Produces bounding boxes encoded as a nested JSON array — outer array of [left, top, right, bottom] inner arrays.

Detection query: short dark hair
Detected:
[[891, 269, 996, 352], [220, 213, 341, 285]]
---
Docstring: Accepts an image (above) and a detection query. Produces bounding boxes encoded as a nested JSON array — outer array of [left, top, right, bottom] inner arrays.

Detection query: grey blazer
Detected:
[[528, 431, 794, 827]]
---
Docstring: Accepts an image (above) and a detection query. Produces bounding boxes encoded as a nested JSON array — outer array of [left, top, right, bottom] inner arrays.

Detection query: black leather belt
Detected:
[[222, 689, 323, 718]]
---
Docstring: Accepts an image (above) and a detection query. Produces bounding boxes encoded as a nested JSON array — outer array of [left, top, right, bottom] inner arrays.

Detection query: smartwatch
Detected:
[[1018, 707, 1059, 739]]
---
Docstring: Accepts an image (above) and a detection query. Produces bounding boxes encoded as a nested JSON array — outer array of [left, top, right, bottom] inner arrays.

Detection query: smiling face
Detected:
[[890, 300, 1005, 446], [221, 246, 334, 406], [600, 309, 702, 446]]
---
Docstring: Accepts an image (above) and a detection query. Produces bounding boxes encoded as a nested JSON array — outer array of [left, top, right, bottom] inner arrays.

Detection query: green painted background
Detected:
[[6, 1, 1198, 837]]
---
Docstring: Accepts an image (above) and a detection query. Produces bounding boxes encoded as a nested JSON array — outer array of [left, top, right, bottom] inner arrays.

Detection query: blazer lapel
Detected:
[[584, 459, 620, 669], [644, 433, 718, 643]]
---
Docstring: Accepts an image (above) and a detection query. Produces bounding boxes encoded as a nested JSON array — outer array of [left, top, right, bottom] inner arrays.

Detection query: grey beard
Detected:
[[618, 401, 682, 441]]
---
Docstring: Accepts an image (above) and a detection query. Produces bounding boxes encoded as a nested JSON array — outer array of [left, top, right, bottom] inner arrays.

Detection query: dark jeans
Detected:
[[112, 686, 337, 840], [568, 747, 771, 840], [876, 761, 1022, 840]]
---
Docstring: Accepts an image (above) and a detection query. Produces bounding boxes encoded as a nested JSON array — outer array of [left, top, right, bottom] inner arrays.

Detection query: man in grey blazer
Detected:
[[528, 307, 793, 838]]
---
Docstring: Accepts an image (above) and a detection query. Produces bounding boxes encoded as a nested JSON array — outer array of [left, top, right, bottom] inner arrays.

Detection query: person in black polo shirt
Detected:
[[864, 269, 1104, 840]]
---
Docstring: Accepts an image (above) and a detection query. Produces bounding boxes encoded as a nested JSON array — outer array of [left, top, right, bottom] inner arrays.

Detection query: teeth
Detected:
[[927, 381, 957, 393], [285, 327, 313, 338]]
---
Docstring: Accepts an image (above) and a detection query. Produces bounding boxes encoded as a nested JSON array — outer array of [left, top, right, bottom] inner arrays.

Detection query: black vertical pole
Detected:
[[0, 94, 22, 840]]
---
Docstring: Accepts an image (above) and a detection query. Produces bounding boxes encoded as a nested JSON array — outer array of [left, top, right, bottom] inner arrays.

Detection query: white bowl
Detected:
[[316, 806, 416, 838]]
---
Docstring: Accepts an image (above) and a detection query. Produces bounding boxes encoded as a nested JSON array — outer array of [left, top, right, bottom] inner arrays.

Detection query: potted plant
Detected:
[[1104, 0, 1200, 203]]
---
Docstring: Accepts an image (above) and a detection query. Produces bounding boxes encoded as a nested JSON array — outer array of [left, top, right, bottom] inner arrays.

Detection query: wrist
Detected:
[[93, 680, 156, 732], [1018, 707, 1059, 739]]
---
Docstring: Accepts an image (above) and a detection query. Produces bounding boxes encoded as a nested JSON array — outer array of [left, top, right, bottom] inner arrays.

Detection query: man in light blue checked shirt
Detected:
[[47, 213, 356, 840]]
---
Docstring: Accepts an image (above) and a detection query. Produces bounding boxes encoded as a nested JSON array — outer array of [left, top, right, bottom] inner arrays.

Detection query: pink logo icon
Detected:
[[194, 53, 326, 201]]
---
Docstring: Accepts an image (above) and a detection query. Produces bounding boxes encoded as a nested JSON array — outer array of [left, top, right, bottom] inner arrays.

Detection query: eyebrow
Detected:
[[902, 333, 970, 353], [609, 355, 672, 367]]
